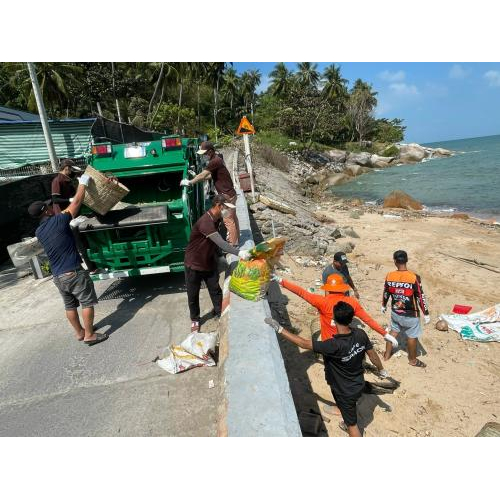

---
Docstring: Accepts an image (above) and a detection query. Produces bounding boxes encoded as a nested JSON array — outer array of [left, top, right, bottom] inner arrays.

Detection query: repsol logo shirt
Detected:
[[313, 328, 373, 396], [383, 270, 429, 318]]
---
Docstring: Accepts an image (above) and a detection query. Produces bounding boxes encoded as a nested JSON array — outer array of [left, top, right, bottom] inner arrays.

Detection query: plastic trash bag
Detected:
[[229, 258, 271, 301], [441, 304, 500, 342], [156, 331, 217, 374], [229, 237, 287, 301]]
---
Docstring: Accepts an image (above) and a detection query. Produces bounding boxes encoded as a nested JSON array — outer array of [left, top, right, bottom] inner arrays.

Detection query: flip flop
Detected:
[[409, 359, 426, 368], [77, 327, 99, 341], [84, 332, 109, 346]]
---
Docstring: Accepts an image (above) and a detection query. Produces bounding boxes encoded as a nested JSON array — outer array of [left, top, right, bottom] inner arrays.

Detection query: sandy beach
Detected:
[[274, 206, 500, 436]]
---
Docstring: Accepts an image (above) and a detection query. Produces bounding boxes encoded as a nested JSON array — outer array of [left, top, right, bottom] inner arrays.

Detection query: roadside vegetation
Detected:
[[0, 62, 406, 149]]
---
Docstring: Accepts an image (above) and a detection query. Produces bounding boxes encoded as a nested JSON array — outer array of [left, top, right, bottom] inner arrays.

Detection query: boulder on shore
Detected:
[[344, 164, 364, 177], [326, 173, 350, 187], [398, 143, 427, 163], [383, 190, 423, 211], [369, 154, 395, 168], [432, 148, 453, 157], [346, 152, 371, 166], [326, 149, 348, 163]]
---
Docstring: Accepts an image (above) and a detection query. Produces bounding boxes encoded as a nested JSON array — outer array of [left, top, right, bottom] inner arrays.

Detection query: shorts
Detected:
[[331, 389, 363, 427], [53, 268, 98, 310], [391, 311, 422, 338]]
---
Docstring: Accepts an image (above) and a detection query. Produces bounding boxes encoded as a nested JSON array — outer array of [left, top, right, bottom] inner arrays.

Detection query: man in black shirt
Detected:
[[265, 301, 388, 437]]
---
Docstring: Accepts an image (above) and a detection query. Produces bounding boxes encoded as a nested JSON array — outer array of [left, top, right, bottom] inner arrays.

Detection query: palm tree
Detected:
[[296, 62, 320, 89], [322, 63, 348, 109], [222, 67, 239, 117], [6, 62, 83, 116], [205, 62, 227, 140], [269, 62, 292, 99], [239, 69, 261, 121]]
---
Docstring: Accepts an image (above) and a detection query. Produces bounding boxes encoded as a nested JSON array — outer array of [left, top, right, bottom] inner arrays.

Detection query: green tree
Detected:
[[296, 62, 320, 89], [346, 79, 378, 144], [269, 62, 293, 99]]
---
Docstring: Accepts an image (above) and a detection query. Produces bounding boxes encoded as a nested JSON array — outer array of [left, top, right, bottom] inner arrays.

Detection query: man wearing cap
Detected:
[[28, 173, 108, 346], [273, 273, 398, 348], [184, 194, 251, 333], [51, 159, 82, 214], [322, 251, 359, 299], [180, 141, 240, 246], [381, 250, 430, 367]]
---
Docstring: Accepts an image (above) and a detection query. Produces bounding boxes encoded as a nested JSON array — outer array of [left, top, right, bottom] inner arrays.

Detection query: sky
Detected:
[[233, 62, 500, 144]]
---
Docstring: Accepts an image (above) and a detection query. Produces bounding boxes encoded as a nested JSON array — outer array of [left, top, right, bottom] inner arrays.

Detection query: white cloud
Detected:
[[484, 70, 500, 87], [449, 64, 468, 79], [389, 83, 419, 96], [379, 70, 406, 82]]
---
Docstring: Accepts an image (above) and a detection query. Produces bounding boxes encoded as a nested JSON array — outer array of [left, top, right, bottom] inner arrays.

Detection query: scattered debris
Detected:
[[208, 379, 215, 389]]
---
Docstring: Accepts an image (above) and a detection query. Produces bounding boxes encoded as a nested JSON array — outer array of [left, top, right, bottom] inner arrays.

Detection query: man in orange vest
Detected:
[[273, 273, 398, 347]]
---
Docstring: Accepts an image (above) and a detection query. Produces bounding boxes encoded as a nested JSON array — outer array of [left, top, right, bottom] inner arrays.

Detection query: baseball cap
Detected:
[[320, 273, 350, 293], [196, 141, 215, 155], [393, 250, 408, 263], [212, 194, 236, 209], [60, 159, 82, 172], [28, 199, 53, 218], [333, 251, 349, 265]]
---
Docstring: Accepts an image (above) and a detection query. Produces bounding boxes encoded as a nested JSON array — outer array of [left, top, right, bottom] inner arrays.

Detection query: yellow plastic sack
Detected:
[[229, 237, 287, 301], [230, 258, 270, 301]]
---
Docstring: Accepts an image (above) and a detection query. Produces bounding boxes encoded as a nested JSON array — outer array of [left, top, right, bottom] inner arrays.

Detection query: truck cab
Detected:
[[76, 136, 208, 280]]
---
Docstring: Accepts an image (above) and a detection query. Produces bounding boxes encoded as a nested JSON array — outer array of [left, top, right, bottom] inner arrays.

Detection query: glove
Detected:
[[78, 174, 91, 186], [378, 369, 389, 379], [188, 169, 196, 177], [238, 250, 251, 261], [270, 274, 283, 285], [424, 315, 431, 325], [381, 306, 387, 314], [180, 179, 191, 187], [384, 333, 398, 349], [69, 198, 74, 203], [264, 317, 283, 334]]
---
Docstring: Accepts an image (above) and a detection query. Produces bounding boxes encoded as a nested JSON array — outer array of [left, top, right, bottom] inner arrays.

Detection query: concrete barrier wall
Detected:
[[217, 189, 301, 437]]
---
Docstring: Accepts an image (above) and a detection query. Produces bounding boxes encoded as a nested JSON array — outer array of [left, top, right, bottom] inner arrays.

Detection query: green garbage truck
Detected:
[[74, 136, 209, 281]]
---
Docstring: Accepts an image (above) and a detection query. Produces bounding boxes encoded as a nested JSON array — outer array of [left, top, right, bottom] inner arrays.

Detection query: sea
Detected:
[[330, 134, 500, 221]]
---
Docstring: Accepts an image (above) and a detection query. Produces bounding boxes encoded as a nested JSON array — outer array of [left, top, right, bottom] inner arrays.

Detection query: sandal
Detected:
[[84, 332, 109, 346], [409, 359, 426, 368]]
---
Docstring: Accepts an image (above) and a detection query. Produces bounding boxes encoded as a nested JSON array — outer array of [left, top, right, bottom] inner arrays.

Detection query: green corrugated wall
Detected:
[[0, 119, 95, 171]]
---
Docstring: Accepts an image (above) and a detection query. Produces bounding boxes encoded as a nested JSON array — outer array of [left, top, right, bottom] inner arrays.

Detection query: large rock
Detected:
[[306, 170, 328, 185], [313, 211, 336, 223], [369, 154, 395, 168], [346, 152, 371, 166], [398, 143, 427, 163], [432, 148, 452, 157], [344, 164, 364, 177], [326, 173, 350, 187], [383, 190, 423, 210], [326, 149, 347, 163]]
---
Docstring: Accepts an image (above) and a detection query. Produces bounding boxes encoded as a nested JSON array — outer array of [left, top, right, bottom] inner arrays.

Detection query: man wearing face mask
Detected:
[[184, 194, 251, 333], [51, 159, 82, 214], [180, 141, 240, 246]]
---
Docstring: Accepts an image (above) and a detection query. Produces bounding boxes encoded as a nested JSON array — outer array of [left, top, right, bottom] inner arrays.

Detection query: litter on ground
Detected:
[[441, 304, 500, 342]]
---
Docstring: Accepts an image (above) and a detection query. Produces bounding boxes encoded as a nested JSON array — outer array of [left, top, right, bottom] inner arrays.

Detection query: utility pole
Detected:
[[27, 62, 59, 173]]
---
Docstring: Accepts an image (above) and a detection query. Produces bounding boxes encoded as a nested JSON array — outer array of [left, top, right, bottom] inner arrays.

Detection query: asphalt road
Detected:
[[0, 270, 220, 436]]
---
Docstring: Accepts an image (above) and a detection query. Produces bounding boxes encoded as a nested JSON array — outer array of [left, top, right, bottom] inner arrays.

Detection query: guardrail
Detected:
[[217, 188, 301, 437]]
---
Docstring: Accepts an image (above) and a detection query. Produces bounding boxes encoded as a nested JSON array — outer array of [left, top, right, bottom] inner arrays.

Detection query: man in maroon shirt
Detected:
[[51, 159, 82, 214], [184, 194, 251, 333], [180, 141, 240, 246]]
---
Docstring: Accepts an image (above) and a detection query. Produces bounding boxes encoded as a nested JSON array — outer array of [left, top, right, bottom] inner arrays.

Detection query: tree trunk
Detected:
[[177, 81, 183, 131], [197, 82, 201, 130], [148, 62, 164, 125]]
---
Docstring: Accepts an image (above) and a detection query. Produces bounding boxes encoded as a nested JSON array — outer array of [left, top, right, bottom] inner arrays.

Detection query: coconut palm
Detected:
[[269, 62, 292, 99], [6, 62, 83, 115], [322, 63, 348, 108], [223, 67, 239, 116], [296, 62, 320, 89]]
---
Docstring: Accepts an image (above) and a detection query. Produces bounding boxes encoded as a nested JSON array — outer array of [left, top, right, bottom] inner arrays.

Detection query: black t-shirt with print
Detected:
[[313, 327, 373, 396]]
